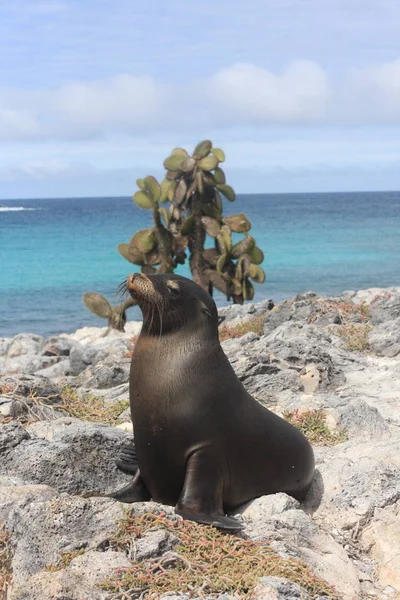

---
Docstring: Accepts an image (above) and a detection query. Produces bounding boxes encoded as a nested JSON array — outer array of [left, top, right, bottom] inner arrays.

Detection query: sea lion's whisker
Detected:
[[114, 278, 129, 301]]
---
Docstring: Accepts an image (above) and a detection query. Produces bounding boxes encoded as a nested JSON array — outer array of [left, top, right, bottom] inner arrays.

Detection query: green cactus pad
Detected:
[[163, 154, 186, 171], [83, 292, 112, 318], [202, 203, 221, 219], [196, 171, 204, 194], [223, 213, 251, 233], [214, 190, 223, 213], [243, 279, 255, 301], [231, 235, 255, 258], [198, 155, 219, 171], [249, 246, 264, 265], [171, 147, 189, 157], [118, 243, 144, 265], [201, 216, 221, 237], [167, 180, 178, 202], [214, 167, 226, 185], [193, 140, 212, 159], [133, 190, 155, 209], [174, 179, 187, 205], [181, 215, 195, 235], [217, 253, 228, 273], [130, 228, 156, 253], [212, 148, 225, 162], [220, 225, 232, 251], [158, 206, 169, 227], [248, 264, 266, 283], [181, 157, 196, 173], [159, 178, 171, 203], [143, 176, 161, 203], [216, 184, 235, 202], [136, 178, 145, 190]]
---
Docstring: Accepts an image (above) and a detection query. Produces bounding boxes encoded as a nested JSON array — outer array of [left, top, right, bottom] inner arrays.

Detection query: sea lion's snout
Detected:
[[127, 273, 141, 289], [127, 272, 156, 301]]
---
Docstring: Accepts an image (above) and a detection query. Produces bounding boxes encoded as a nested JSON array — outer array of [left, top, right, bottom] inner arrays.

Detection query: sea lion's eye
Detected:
[[167, 281, 180, 296]]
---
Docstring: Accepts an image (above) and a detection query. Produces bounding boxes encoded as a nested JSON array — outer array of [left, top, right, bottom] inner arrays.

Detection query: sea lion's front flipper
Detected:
[[115, 443, 138, 475], [175, 448, 244, 531], [107, 470, 151, 503]]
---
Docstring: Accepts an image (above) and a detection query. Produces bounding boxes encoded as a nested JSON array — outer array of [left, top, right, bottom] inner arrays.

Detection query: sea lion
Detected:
[[109, 273, 315, 530]]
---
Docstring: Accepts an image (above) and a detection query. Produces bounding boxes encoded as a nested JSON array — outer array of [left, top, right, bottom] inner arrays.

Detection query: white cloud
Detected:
[[1, 58, 400, 144], [349, 59, 400, 122], [201, 61, 329, 124]]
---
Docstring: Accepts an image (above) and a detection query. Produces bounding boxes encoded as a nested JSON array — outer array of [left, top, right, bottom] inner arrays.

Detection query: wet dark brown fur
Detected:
[[109, 273, 315, 530]]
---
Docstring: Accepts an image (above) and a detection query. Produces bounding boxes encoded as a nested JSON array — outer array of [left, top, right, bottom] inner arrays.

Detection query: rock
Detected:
[[245, 509, 360, 600], [35, 359, 72, 379], [368, 291, 400, 325], [84, 361, 131, 389], [0, 482, 57, 523], [264, 323, 346, 390], [11, 550, 132, 600], [218, 299, 274, 327], [334, 398, 390, 440], [41, 337, 77, 357], [7, 333, 45, 358], [252, 576, 312, 599], [305, 438, 400, 530], [6, 495, 124, 587], [69, 344, 99, 375], [240, 493, 300, 521], [0, 422, 30, 454], [135, 528, 179, 561], [361, 501, 400, 593], [0, 337, 12, 356], [369, 318, 400, 357], [0, 418, 132, 495], [0, 373, 62, 403]]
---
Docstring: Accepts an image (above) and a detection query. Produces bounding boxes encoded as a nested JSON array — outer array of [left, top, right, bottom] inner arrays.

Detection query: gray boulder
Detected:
[[0, 418, 132, 495]]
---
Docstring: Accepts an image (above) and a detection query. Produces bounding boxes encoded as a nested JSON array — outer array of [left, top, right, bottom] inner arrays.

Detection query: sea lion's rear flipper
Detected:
[[175, 448, 244, 531], [115, 443, 138, 475], [107, 470, 151, 503]]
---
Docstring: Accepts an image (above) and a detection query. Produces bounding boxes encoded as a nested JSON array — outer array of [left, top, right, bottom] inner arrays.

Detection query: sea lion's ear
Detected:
[[200, 302, 212, 317]]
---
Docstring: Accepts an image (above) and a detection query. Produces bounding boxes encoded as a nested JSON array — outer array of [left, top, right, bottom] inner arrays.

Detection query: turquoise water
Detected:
[[1, 192, 400, 337]]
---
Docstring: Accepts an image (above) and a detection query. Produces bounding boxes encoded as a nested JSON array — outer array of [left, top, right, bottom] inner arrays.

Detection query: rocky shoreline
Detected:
[[1, 287, 400, 599]]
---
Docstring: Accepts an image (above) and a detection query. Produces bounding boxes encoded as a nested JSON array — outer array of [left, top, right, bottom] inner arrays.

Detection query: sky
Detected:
[[1, 0, 400, 198]]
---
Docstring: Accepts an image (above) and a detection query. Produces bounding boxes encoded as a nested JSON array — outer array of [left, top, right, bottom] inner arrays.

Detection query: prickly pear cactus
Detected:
[[83, 293, 136, 332], [117, 141, 265, 304]]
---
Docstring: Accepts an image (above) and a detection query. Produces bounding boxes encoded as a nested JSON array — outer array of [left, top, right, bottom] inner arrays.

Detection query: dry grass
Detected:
[[45, 549, 85, 572], [101, 512, 341, 599], [330, 323, 372, 353], [219, 315, 265, 342], [0, 523, 12, 598], [58, 386, 129, 426], [283, 408, 346, 446]]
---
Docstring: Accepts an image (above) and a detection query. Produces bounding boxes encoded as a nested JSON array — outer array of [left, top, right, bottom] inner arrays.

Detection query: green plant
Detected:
[[283, 409, 346, 446], [83, 293, 136, 332], [331, 323, 372, 352], [102, 512, 341, 598], [58, 386, 129, 425], [118, 141, 265, 304]]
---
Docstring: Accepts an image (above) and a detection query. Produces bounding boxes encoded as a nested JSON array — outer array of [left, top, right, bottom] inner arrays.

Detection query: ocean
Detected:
[[1, 192, 400, 338]]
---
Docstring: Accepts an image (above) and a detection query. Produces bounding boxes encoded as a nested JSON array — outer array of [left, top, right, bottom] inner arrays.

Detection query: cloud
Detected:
[[1, 58, 400, 143], [201, 61, 329, 124], [349, 59, 400, 122]]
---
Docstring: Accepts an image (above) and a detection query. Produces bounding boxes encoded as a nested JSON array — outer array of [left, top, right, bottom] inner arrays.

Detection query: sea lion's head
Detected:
[[127, 273, 218, 339]]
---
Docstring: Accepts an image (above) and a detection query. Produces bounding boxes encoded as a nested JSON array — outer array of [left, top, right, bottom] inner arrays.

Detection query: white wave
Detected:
[[0, 206, 40, 212]]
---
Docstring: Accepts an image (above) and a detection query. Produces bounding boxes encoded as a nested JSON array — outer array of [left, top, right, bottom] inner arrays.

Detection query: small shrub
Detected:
[[283, 409, 346, 446], [331, 323, 372, 352], [102, 512, 340, 599], [219, 315, 265, 342], [59, 386, 129, 425]]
